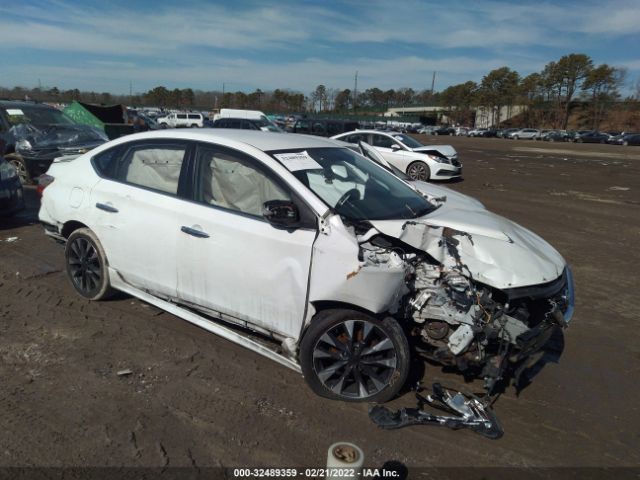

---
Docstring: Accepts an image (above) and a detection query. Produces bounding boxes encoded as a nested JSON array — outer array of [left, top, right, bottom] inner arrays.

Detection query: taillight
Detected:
[[37, 174, 55, 197]]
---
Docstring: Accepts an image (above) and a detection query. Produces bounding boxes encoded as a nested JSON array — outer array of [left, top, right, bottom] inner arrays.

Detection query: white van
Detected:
[[157, 112, 203, 128], [213, 109, 267, 121]]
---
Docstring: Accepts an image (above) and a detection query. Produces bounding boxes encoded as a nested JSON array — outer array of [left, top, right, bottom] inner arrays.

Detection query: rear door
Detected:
[[90, 139, 192, 297], [175, 142, 317, 338]]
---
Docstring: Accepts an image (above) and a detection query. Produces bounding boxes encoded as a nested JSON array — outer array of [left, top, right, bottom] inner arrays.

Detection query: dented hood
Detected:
[[410, 181, 485, 211], [412, 145, 457, 158], [369, 207, 566, 290]]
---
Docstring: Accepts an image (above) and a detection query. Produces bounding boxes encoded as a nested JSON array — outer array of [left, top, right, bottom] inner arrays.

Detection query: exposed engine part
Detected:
[[447, 324, 474, 355], [369, 383, 503, 439], [357, 231, 571, 395], [423, 320, 449, 340]]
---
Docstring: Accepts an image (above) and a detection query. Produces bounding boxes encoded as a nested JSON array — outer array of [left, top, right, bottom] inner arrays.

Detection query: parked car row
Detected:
[[430, 125, 640, 145]]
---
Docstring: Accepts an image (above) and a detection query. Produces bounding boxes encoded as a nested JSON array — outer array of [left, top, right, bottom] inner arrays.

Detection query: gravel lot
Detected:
[[1, 136, 639, 474]]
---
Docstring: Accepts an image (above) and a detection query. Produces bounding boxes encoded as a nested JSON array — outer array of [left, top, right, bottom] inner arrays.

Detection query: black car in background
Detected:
[[0, 155, 24, 216], [542, 130, 572, 142], [621, 134, 640, 146], [212, 117, 283, 132], [0, 101, 108, 184], [574, 130, 608, 143], [292, 119, 360, 137], [434, 126, 455, 135]]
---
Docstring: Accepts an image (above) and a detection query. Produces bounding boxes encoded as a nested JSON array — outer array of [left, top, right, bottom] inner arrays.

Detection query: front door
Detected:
[[176, 143, 317, 338]]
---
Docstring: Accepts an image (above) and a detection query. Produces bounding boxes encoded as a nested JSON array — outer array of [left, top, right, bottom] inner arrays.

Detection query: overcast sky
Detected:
[[1, 0, 639, 95]]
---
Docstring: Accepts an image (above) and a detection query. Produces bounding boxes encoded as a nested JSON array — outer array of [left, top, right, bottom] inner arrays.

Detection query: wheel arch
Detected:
[[300, 300, 381, 341], [61, 220, 90, 239]]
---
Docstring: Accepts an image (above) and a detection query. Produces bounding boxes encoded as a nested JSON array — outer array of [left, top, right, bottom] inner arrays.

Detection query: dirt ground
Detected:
[[1, 136, 639, 474]]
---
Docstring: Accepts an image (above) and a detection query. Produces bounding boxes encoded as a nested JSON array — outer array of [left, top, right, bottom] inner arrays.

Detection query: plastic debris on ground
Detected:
[[369, 383, 504, 439]]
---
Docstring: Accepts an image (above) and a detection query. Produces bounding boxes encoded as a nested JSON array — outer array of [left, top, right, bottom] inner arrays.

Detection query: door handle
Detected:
[[96, 202, 118, 213], [181, 226, 210, 238]]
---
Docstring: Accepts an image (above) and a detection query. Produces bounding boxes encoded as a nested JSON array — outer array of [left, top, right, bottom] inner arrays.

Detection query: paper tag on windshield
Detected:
[[6, 109, 24, 115], [273, 151, 322, 171]]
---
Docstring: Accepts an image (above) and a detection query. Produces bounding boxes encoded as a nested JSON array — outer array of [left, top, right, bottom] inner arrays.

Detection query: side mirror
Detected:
[[263, 200, 299, 227], [391, 144, 402, 150]]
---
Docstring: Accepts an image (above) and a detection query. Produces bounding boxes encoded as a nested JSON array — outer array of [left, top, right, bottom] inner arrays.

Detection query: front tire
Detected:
[[65, 228, 115, 300], [406, 161, 431, 181], [6, 155, 32, 185], [299, 310, 410, 403]]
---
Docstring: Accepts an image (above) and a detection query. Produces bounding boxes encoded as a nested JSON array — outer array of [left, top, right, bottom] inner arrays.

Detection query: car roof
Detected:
[[108, 129, 343, 151], [338, 130, 402, 135]]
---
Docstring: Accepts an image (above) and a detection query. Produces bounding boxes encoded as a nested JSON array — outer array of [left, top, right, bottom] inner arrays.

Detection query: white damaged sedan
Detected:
[[39, 130, 574, 402]]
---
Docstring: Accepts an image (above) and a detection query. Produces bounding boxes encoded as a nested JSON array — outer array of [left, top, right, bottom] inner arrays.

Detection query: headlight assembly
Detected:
[[16, 139, 33, 152]]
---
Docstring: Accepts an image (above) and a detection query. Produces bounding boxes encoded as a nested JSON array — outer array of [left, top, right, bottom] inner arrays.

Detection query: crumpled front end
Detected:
[[341, 214, 574, 392]]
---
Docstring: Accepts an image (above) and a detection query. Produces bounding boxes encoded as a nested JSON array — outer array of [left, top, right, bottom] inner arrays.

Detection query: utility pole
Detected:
[[129, 81, 133, 105], [353, 71, 358, 113], [430, 71, 436, 97]]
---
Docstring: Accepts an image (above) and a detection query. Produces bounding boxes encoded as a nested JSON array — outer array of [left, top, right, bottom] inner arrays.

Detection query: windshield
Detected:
[[269, 147, 435, 221], [390, 133, 424, 149], [4, 106, 75, 127], [258, 116, 283, 132]]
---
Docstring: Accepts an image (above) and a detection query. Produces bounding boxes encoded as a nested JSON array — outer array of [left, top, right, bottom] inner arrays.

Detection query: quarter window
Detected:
[[195, 145, 290, 218]]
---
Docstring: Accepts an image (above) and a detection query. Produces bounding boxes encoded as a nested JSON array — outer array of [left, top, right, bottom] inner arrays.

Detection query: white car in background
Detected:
[[38, 130, 573, 403], [331, 130, 461, 181], [509, 128, 539, 140], [156, 112, 204, 128]]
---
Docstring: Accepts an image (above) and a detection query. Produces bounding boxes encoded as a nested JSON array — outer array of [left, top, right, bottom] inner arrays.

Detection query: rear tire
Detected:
[[299, 310, 410, 403], [65, 228, 115, 301], [406, 161, 431, 181]]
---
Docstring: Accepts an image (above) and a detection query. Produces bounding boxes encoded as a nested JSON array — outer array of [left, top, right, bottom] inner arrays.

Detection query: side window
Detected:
[[195, 145, 290, 218], [177, 114, 187, 119], [372, 135, 394, 148], [92, 146, 121, 178], [242, 120, 258, 130], [345, 133, 363, 143], [116, 143, 187, 194]]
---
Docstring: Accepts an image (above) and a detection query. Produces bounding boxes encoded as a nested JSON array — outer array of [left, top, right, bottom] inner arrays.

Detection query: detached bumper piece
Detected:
[[369, 383, 503, 439]]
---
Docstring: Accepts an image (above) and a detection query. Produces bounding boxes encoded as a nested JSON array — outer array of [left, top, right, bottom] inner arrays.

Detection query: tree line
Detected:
[[1, 53, 638, 129]]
